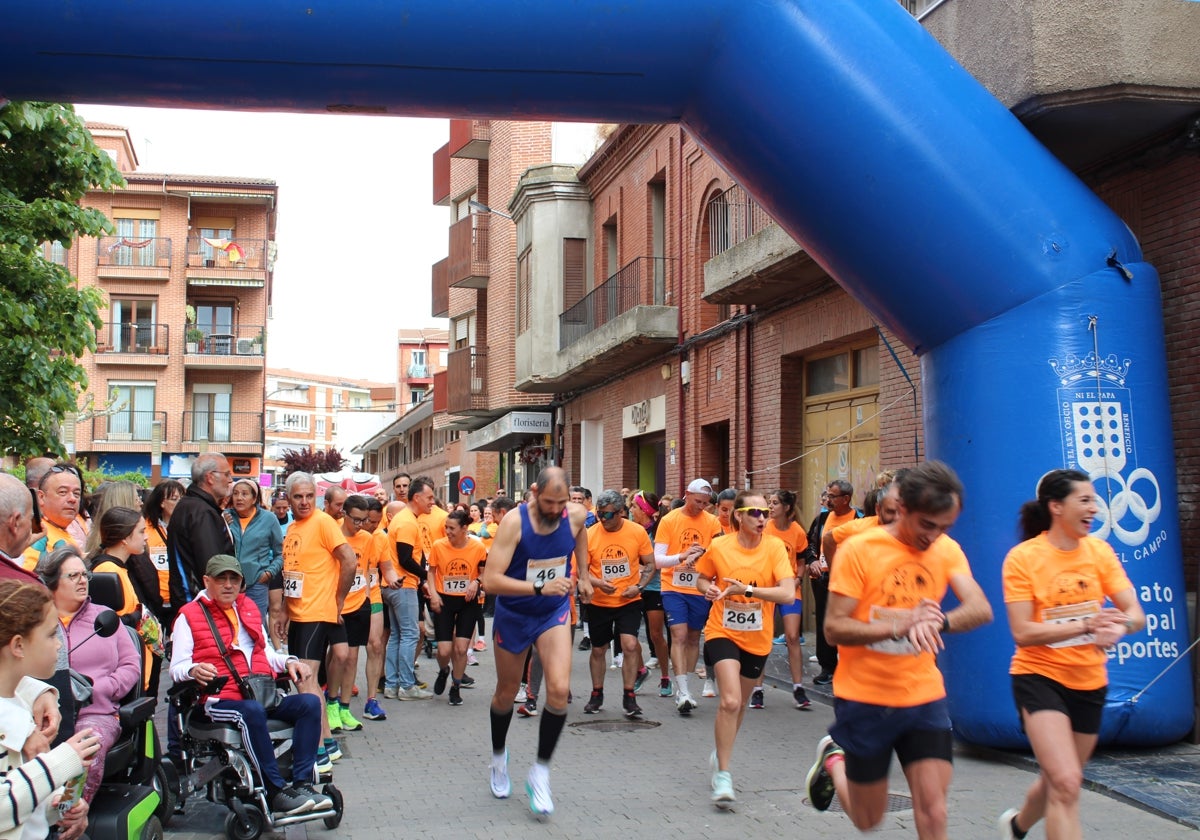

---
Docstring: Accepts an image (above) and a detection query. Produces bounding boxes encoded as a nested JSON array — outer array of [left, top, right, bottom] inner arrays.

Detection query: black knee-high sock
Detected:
[[490, 705, 513, 754], [536, 705, 567, 763]]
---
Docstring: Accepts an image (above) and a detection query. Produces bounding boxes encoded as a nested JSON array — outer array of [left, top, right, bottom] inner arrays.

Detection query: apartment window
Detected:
[[44, 241, 68, 266], [193, 302, 234, 339], [276, 412, 310, 432], [191, 386, 232, 442], [333, 392, 343, 407], [114, 217, 159, 266], [196, 217, 235, 262], [603, 220, 618, 280], [108, 383, 156, 440], [110, 297, 157, 352], [516, 247, 531, 334], [316, 417, 326, 437], [412, 349, 427, 367], [806, 344, 879, 397], [563, 237, 587, 317], [439, 349, 448, 367], [411, 387, 428, 406]]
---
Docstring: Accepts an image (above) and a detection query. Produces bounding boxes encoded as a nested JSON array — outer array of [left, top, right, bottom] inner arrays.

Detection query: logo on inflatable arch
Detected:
[[1049, 351, 1161, 547]]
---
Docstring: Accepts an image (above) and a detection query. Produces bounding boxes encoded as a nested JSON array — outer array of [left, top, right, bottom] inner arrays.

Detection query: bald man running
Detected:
[[482, 466, 591, 817]]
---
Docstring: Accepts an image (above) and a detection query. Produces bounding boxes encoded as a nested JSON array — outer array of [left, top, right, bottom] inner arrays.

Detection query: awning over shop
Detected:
[[466, 410, 552, 452]]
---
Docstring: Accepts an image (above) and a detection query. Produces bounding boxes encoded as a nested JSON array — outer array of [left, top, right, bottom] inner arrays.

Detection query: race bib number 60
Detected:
[[674, 568, 698, 588]]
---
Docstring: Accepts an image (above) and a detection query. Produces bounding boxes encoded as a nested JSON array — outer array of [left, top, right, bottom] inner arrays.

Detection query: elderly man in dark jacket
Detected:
[[166, 452, 234, 624]]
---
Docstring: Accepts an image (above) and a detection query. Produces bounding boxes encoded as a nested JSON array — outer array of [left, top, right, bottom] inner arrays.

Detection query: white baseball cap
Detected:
[[686, 478, 713, 494]]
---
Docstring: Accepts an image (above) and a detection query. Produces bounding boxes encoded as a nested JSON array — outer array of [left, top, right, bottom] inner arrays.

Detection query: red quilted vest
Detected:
[[179, 594, 274, 702]]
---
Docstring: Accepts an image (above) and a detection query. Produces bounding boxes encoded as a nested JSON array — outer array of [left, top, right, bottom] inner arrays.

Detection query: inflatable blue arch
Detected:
[[2, 0, 1191, 747]]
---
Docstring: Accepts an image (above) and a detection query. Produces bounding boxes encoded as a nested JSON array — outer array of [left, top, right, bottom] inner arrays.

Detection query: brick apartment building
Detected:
[[66, 123, 276, 482], [262, 368, 393, 484]]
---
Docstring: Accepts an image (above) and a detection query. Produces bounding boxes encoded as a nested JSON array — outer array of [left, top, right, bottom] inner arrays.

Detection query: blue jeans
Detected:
[[244, 583, 270, 629], [382, 587, 419, 689], [208, 693, 322, 788]]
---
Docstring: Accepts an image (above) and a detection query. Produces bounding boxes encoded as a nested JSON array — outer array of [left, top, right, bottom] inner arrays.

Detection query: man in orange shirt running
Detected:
[[805, 461, 992, 839]]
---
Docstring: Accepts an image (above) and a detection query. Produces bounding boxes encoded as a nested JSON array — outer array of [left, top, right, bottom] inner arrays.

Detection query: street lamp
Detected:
[[266, 383, 310, 399], [467, 199, 513, 221]]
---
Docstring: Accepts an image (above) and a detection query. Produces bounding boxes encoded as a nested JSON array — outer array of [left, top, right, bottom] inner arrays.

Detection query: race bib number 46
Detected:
[[526, 556, 567, 585]]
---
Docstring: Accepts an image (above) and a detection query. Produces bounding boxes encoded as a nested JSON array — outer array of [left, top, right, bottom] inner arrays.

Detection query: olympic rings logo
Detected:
[[1089, 466, 1160, 546]]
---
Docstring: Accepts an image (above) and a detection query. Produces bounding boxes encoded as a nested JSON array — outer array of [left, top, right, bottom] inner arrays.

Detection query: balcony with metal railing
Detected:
[[91, 411, 167, 446], [96, 236, 172, 280], [702, 184, 829, 305], [516, 257, 676, 393], [182, 411, 263, 447], [185, 237, 269, 286], [446, 346, 488, 414], [448, 214, 489, 288], [94, 322, 170, 365], [183, 323, 265, 369]]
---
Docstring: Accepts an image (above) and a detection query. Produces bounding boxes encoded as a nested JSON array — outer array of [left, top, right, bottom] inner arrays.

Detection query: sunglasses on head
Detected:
[[736, 506, 770, 518]]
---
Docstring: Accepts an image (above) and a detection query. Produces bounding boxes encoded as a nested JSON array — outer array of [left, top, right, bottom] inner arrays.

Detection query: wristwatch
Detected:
[[533, 579, 545, 596], [744, 585, 754, 598]]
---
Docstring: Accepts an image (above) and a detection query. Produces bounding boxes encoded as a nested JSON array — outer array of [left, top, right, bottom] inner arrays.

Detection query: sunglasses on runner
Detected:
[[736, 507, 770, 518], [597, 509, 620, 521]]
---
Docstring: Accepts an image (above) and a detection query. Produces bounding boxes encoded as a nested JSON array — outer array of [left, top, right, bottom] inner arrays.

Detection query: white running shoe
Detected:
[[526, 763, 554, 816], [646, 656, 658, 668], [490, 750, 511, 799], [676, 691, 696, 716], [711, 770, 736, 809], [515, 684, 528, 704], [996, 807, 1021, 840], [611, 653, 624, 670], [701, 679, 716, 698]]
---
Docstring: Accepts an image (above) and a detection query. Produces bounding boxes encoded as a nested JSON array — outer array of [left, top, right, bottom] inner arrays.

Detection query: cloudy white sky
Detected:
[[77, 104, 450, 383]]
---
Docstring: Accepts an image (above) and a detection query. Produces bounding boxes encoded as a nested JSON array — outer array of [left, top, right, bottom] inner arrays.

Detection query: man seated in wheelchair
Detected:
[[169, 554, 332, 816]]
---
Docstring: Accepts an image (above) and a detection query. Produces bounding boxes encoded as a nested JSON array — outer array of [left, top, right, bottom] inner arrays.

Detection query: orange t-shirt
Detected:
[[22, 521, 75, 571], [427, 536, 488, 597], [695, 534, 793, 656], [829, 515, 880, 546], [91, 558, 139, 617], [587, 520, 653, 608], [417, 507, 448, 561], [821, 508, 859, 542], [829, 527, 972, 707], [386, 507, 422, 589], [656, 508, 724, 594], [281, 510, 348, 623], [764, 519, 808, 578], [1004, 533, 1133, 691], [342, 529, 373, 614], [366, 528, 384, 605], [145, 522, 171, 605]]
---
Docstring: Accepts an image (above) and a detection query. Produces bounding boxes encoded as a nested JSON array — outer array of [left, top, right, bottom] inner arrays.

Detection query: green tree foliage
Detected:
[[281, 446, 348, 478], [0, 102, 124, 458]]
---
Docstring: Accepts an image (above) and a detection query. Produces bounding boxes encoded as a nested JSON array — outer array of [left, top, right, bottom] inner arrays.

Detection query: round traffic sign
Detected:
[[458, 475, 476, 495]]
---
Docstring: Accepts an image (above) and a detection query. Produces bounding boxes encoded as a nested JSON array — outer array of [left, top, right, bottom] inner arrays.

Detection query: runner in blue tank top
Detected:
[[482, 467, 591, 818]]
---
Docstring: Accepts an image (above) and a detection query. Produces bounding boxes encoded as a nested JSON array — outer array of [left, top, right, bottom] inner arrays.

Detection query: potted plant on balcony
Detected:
[[184, 305, 202, 352], [251, 329, 265, 355]]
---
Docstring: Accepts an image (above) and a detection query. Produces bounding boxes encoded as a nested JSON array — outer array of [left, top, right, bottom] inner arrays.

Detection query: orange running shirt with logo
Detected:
[[281, 510, 349, 623], [342, 529, 373, 614], [821, 508, 858, 542], [587, 520, 653, 608], [695, 534, 793, 656], [829, 515, 880, 546], [1004, 533, 1133, 691], [427, 536, 488, 597], [764, 519, 808, 578], [830, 528, 972, 707], [387, 507, 422, 590], [656, 508, 724, 595], [22, 521, 75, 571]]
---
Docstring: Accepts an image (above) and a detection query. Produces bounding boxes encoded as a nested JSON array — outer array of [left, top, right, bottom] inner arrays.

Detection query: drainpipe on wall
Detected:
[[676, 125, 687, 492]]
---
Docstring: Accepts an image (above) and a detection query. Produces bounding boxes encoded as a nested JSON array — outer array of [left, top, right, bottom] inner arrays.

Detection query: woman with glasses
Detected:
[[37, 546, 141, 804], [695, 490, 796, 809], [228, 479, 283, 623]]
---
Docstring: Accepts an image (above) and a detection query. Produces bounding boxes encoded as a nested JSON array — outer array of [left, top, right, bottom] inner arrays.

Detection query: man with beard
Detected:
[[482, 467, 590, 817]]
